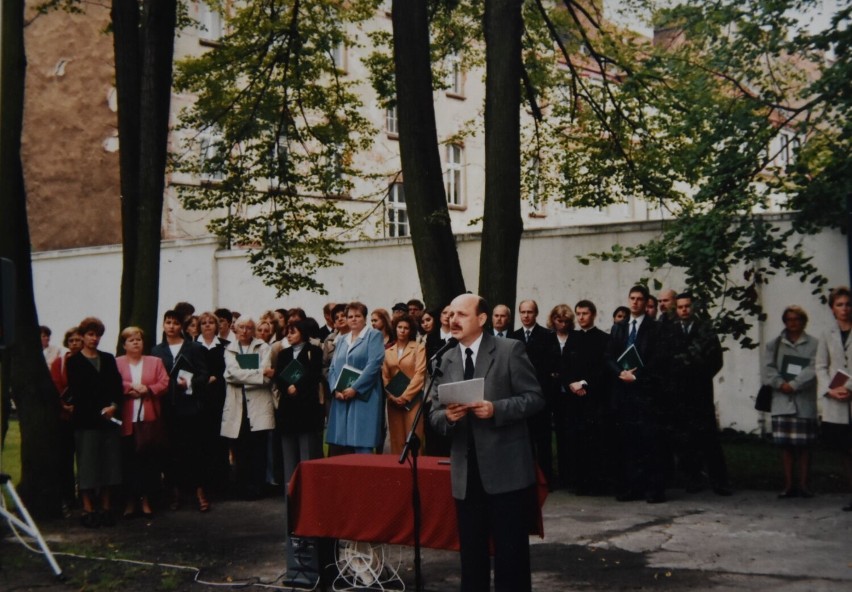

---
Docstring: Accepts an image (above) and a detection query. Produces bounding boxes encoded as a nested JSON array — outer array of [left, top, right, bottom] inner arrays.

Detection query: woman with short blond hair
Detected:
[[116, 327, 170, 517]]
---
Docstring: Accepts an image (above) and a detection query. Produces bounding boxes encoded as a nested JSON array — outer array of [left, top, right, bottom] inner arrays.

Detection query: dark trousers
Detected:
[[678, 414, 728, 487], [455, 455, 534, 592], [58, 419, 77, 503], [528, 408, 553, 486], [617, 415, 666, 497], [233, 417, 270, 499], [121, 435, 161, 499]]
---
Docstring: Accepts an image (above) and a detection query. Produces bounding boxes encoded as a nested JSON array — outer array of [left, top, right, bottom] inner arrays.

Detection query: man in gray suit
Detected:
[[430, 293, 545, 592]]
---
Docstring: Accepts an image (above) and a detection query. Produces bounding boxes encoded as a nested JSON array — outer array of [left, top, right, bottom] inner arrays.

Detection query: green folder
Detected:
[[236, 353, 260, 370], [616, 344, 644, 370], [278, 358, 306, 384], [780, 355, 810, 382], [386, 370, 411, 398], [333, 364, 362, 393]]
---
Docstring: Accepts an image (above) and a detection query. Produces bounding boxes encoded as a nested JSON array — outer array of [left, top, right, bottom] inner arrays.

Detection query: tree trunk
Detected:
[[392, 0, 467, 309], [113, 0, 177, 351], [0, 0, 62, 517], [112, 0, 142, 342], [478, 0, 523, 313]]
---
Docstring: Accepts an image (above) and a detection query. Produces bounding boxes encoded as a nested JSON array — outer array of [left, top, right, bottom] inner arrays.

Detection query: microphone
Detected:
[[430, 337, 459, 362]]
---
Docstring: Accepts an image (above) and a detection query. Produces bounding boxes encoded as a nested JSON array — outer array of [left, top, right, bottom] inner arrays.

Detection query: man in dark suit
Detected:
[[491, 304, 512, 337], [430, 294, 545, 592], [605, 285, 667, 503], [560, 300, 612, 494], [510, 299, 559, 487], [667, 293, 731, 495]]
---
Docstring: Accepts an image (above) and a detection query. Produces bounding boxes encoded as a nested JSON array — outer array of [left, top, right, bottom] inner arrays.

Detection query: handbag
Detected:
[[133, 398, 168, 456], [754, 384, 773, 412], [755, 335, 782, 413]]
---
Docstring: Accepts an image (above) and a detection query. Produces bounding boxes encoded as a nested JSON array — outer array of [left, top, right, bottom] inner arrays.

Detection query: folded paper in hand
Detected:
[[178, 369, 194, 395], [438, 378, 485, 405]]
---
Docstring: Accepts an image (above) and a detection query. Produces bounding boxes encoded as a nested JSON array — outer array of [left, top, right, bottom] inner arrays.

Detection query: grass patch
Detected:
[[720, 428, 847, 492], [1, 417, 22, 482]]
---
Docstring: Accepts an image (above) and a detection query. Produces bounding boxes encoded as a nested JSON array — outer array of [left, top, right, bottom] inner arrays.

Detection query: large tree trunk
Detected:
[[478, 0, 524, 312], [0, 0, 62, 517], [392, 0, 467, 309], [113, 0, 177, 351]]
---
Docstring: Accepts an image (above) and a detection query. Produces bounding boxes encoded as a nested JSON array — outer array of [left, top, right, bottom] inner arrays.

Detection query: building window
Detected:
[[528, 157, 546, 217], [446, 53, 463, 97], [268, 133, 288, 188], [199, 131, 224, 182], [326, 144, 347, 195], [331, 42, 347, 73], [387, 183, 409, 237], [445, 144, 463, 206], [198, 1, 223, 43], [386, 106, 399, 136]]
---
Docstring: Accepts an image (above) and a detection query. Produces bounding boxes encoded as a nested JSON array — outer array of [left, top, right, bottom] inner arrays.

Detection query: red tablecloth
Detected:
[[288, 454, 547, 551]]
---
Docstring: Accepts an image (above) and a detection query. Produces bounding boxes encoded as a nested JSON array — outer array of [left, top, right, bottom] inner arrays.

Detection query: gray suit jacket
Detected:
[[429, 332, 545, 499]]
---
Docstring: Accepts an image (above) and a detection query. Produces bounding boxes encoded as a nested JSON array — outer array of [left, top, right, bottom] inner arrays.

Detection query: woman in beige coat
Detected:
[[815, 287, 852, 512], [382, 315, 427, 455], [222, 317, 275, 499]]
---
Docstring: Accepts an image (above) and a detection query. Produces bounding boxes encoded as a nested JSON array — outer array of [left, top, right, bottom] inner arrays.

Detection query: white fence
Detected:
[[32, 219, 849, 433]]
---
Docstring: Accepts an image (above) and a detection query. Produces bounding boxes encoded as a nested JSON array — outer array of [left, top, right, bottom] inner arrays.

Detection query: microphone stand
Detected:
[[398, 351, 446, 592]]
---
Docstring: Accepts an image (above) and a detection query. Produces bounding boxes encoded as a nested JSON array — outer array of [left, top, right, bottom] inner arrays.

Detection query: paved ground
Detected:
[[2, 487, 851, 591]]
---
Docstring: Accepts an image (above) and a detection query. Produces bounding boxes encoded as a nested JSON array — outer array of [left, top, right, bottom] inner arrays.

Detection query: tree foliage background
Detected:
[[177, 0, 849, 344]]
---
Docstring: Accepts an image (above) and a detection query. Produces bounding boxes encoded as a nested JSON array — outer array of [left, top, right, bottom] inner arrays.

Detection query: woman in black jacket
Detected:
[[274, 319, 324, 486], [66, 317, 123, 527]]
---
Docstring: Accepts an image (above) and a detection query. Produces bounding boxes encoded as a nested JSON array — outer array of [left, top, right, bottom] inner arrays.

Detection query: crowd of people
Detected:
[[37, 285, 852, 528]]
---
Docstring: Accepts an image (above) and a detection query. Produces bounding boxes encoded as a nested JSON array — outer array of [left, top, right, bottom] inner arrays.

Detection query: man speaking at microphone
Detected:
[[429, 294, 545, 592]]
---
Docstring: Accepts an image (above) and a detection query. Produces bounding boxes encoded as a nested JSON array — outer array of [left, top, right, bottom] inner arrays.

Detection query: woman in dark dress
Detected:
[[196, 311, 230, 493], [274, 319, 325, 486], [66, 317, 124, 527]]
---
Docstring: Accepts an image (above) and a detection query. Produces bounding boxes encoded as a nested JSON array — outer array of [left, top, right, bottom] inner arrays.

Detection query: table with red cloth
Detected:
[[287, 454, 548, 552]]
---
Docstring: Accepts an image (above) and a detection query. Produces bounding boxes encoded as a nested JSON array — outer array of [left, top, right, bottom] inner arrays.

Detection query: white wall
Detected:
[[32, 220, 849, 433]]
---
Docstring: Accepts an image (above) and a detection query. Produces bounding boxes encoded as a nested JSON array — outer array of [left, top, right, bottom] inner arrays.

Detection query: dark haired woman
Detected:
[[382, 315, 427, 455], [274, 319, 325, 484], [66, 317, 124, 527]]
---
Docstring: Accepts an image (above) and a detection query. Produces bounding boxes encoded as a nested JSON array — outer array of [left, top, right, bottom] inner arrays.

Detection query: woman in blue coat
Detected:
[[326, 302, 386, 454]]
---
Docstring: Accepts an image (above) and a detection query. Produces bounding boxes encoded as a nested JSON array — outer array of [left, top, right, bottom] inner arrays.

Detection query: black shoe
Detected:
[[713, 486, 733, 497], [646, 493, 667, 504], [798, 489, 814, 499], [80, 512, 100, 528], [778, 489, 798, 499], [100, 510, 116, 527], [616, 492, 643, 502], [842, 499, 852, 512]]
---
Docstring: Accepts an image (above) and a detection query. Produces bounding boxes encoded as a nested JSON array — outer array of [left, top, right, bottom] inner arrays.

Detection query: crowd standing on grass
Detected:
[[36, 286, 852, 529]]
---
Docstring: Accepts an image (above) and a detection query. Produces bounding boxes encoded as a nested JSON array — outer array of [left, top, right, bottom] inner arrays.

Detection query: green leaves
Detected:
[[550, 0, 845, 347], [172, 0, 381, 295]]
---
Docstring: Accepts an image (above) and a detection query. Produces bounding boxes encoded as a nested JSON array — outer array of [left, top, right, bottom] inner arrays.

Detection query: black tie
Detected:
[[496, 331, 503, 338], [464, 348, 475, 380]]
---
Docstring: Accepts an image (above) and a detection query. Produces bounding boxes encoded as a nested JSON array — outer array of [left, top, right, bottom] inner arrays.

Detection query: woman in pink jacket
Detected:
[[116, 326, 170, 518]]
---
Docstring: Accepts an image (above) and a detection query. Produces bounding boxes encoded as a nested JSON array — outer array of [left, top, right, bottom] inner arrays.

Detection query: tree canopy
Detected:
[[173, 0, 851, 344], [173, 0, 382, 296]]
